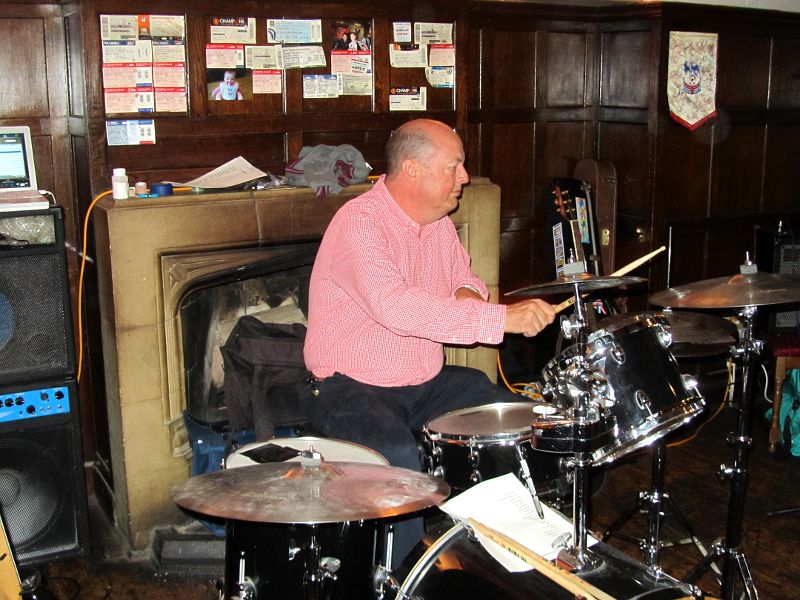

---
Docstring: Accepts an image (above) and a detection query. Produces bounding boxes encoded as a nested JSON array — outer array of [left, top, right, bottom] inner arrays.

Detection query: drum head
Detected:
[[226, 436, 388, 469], [425, 403, 536, 442]]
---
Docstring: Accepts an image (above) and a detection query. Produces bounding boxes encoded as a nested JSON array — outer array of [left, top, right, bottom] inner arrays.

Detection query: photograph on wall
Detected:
[[331, 19, 372, 52], [207, 67, 252, 101]]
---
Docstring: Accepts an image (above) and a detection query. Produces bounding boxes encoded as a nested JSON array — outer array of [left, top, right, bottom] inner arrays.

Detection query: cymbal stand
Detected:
[[557, 280, 599, 570], [602, 438, 716, 573], [685, 305, 760, 600]]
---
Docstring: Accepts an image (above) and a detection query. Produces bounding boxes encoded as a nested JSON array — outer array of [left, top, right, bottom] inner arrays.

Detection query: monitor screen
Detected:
[[0, 126, 37, 190]]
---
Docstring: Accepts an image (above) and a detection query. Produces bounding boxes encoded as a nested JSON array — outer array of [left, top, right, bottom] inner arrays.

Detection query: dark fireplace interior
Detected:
[[179, 242, 319, 426]]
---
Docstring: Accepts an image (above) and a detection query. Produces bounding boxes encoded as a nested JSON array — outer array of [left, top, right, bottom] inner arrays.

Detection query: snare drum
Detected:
[[224, 437, 388, 600], [540, 314, 705, 465], [226, 435, 388, 468], [424, 402, 568, 498], [397, 521, 698, 599]]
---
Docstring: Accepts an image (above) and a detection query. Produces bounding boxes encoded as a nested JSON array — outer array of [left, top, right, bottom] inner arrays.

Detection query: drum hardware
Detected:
[[301, 524, 341, 599], [601, 439, 718, 574], [515, 443, 545, 518], [649, 254, 800, 600], [233, 551, 256, 600]]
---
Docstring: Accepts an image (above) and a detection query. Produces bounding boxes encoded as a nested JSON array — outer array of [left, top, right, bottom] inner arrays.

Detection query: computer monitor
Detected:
[[0, 126, 38, 192]]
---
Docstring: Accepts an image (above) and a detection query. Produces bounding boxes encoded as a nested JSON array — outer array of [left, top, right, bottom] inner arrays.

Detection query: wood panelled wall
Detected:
[[3, 0, 799, 509]]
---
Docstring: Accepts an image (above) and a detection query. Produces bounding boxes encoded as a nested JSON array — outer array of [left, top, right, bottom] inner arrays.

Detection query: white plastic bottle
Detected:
[[112, 167, 129, 200]]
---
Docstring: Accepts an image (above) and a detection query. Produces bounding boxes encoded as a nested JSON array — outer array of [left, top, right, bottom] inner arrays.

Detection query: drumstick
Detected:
[[467, 518, 616, 600], [553, 245, 666, 315]]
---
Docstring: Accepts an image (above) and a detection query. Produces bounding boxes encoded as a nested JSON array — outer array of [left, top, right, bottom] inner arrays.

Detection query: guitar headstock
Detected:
[[552, 183, 577, 221]]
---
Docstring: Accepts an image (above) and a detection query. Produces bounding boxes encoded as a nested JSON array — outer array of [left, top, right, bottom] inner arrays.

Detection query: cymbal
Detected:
[[171, 461, 450, 524], [649, 272, 800, 309], [506, 273, 646, 297], [599, 310, 737, 357]]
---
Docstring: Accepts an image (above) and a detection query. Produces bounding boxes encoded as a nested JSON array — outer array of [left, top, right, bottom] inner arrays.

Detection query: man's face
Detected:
[[416, 130, 469, 221]]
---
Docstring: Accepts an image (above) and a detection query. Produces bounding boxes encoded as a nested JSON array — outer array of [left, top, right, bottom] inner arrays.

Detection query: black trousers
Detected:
[[307, 365, 519, 569]]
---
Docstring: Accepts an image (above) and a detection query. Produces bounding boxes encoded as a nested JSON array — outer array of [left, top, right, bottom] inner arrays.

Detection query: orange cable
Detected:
[[76, 186, 194, 382], [76, 190, 111, 382]]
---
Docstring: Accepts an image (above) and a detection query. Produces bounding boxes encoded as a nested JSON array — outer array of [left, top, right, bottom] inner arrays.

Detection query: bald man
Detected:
[[304, 119, 554, 567]]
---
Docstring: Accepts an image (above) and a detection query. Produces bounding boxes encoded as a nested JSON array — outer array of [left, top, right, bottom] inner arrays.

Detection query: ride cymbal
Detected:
[[171, 461, 450, 524], [506, 273, 646, 297], [649, 272, 800, 309]]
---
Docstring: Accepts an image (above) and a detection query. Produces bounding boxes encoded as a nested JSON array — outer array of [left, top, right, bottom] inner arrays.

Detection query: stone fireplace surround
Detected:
[[94, 178, 500, 549]]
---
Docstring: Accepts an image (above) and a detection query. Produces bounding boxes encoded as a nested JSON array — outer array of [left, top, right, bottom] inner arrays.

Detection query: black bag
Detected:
[[221, 316, 311, 440]]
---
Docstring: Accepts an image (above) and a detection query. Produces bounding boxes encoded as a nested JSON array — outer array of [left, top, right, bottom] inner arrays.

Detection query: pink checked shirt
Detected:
[[304, 176, 507, 386]]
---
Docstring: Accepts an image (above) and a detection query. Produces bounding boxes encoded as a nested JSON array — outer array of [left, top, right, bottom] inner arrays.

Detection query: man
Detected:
[[304, 118, 555, 567]]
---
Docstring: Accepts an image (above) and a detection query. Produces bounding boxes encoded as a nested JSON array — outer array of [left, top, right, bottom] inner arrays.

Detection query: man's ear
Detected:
[[401, 158, 418, 180]]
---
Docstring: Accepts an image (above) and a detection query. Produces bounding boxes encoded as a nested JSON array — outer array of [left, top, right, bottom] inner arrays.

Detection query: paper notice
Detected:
[[167, 156, 267, 189], [439, 474, 597, 570]]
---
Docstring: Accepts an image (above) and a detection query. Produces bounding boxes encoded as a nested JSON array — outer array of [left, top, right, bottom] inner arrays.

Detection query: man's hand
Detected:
[[504, 299, 556, 337]]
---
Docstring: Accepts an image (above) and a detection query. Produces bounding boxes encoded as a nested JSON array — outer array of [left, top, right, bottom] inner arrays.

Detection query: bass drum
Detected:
[[396, 521, 697, 600]]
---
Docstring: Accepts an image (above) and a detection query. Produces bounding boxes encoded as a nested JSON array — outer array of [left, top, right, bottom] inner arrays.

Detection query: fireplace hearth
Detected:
[[93, 179, 501, 550]]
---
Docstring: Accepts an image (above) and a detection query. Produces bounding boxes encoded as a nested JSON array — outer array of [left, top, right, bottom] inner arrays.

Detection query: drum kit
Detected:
[[170, 252, 800, 600]]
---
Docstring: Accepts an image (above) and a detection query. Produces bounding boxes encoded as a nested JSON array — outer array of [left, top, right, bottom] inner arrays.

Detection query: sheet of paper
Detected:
[[169, 156, 267, 189], [439, 473, 597, 570]]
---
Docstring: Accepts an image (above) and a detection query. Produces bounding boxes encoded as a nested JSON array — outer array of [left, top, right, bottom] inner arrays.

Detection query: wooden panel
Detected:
[[0, 16, 49, 118], [716, 34, 770, 110], [487, 29, 537, 109], [764, 123, 800, 213], [543, 31, 589, 107], [490, 123, 535, 219], [540, 120, 591, 193], [654, 119, 713, 219], [600, 29, 652, 108], [500, 229, 534, 294], [710, 125, 765, 215], [65, 10, 85, 118], [771, 37, 800, 109], [598, 121, 649, 219]]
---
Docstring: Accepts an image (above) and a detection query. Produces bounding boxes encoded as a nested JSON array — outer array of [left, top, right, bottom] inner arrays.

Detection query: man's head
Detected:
[[385, 119, 469, 225]]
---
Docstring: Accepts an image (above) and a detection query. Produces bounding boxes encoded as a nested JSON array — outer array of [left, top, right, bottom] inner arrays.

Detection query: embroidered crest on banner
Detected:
[[667, 31, 718, 130]]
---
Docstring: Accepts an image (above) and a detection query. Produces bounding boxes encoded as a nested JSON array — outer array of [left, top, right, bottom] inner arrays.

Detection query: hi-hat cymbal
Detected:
[[171, 461, 450, 524], [649, 272, 800, 309], [506, 273, 646, 297]]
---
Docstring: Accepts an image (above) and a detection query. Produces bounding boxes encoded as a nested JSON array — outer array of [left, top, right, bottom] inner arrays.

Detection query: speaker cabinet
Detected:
[[0, 379, 88, 566], [756, 227, 800, 334], [0, 207, 75, 385]]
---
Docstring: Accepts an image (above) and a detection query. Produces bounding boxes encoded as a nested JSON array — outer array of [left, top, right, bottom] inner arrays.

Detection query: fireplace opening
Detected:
[[176, 242, 319, 426]]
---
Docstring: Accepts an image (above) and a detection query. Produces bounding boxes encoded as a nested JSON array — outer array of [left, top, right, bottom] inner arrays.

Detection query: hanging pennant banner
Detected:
[[667, 31, 718, 130]]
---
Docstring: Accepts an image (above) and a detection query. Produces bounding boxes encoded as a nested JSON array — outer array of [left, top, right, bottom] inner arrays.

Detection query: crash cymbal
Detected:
[[506, 273, 646, 297], [171, 461, 450, 524], [662, 310, 738, 345], [650, 272, 800, 309], [600, 310, 737, 346]]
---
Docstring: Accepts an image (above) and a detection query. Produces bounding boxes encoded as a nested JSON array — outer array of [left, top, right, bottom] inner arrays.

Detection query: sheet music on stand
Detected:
[[439, 474, 598, 572]]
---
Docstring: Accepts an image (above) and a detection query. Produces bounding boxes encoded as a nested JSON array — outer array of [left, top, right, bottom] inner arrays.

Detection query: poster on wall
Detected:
[[105, 119, 156, 146], [667, 31, 718, 130], [100, 15, 187, 114], [330, 19, 373, 96], [206, 44, 251, 100]]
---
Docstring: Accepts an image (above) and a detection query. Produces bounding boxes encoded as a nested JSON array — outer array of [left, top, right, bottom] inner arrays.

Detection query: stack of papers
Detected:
[[439, 473, 598, 572]]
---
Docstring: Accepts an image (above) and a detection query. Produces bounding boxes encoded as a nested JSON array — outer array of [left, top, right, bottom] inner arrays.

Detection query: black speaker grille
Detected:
[[0, 251, 72, 382], [775, 243, 800, 331], [0, 419, 85, 566]]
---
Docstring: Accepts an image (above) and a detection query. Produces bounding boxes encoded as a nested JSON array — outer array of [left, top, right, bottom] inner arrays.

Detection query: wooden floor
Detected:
[[36, 363, 800, 599]]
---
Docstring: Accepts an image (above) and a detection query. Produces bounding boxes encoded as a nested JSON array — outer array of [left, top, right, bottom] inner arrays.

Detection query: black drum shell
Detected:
[[225, 519, 384, 600], [397, 521, 699, 600]]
